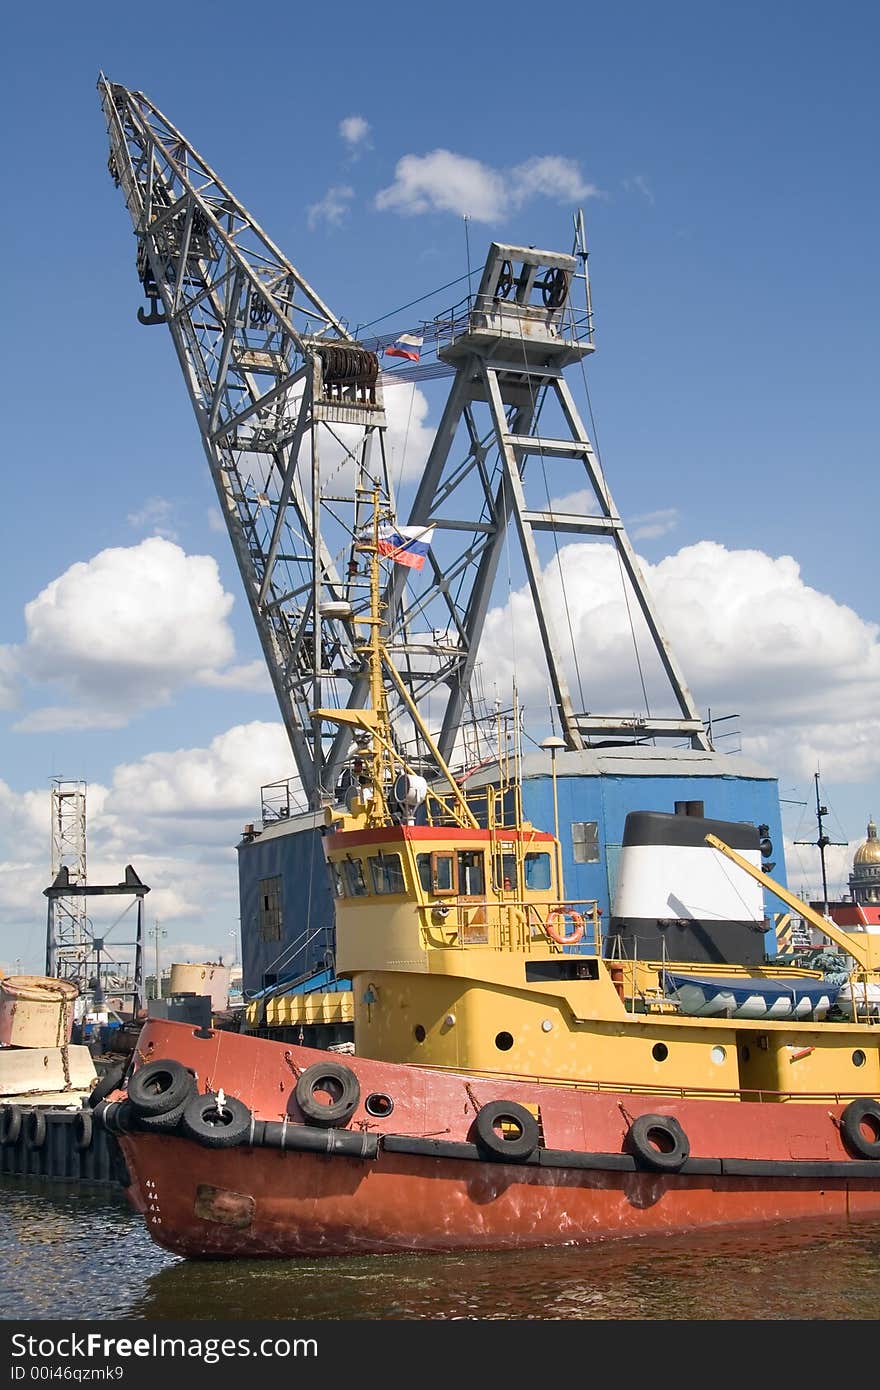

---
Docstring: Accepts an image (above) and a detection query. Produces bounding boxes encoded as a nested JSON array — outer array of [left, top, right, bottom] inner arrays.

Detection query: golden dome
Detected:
[[853, 820, 880, 866]]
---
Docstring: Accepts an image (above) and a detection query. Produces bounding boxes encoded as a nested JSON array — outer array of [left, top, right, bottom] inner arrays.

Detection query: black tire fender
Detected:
[[295, 1062, 360, 1129], [180, 1093, 252, 1149], [127, 1059, 195, 1118], [25, 1109, 47, 1151], [73, 1108, 93, 1151], [88, 1062, 126, 1108], [134, 1098, 188, 1133], [0, 1104, 22, 1146], [473, 1100, 539, 1162], [627, 1113, 690, 1172], [840, 1097, 880, 1160]]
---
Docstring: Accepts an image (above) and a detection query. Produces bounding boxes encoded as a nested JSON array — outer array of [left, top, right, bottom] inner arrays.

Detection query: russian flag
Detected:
[[384, 333, 423, 362], [377, 524, 434, 571]]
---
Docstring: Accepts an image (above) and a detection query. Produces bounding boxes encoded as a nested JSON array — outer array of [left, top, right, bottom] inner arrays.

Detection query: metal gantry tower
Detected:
[[391, 238, 710, 760], [45, 778, 148, 1010], [99, 78, 708, 812], [46, 778, 89, 982]]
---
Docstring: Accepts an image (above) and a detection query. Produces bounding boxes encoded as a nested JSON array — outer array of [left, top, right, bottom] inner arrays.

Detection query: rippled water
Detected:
[[2, 1178, 880, 1320]]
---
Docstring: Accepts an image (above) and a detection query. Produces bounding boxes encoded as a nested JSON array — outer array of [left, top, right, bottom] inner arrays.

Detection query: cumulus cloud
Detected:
[[5, 537, 253, 730], [478, 539, 880, 786], [376, 150, 599, 222], [339, 115, 370, 150], [307, 185, 355, 230], [0, 723, 297, 972]]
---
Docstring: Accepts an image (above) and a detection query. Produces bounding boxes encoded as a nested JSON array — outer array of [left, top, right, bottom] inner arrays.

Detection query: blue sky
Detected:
[[1, 1, 877, 971]]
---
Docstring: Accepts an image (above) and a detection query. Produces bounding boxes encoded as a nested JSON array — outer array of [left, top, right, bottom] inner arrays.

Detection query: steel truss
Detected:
[[100, 79, 707, 812], [392, 240, 710, 758]]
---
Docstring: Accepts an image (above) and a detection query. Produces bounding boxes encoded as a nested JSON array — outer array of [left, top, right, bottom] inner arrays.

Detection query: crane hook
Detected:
[[137, 296, 167, 326]]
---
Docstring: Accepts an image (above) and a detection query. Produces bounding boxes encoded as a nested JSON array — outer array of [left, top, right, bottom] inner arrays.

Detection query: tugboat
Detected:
[[96, 497, 880, 1258]]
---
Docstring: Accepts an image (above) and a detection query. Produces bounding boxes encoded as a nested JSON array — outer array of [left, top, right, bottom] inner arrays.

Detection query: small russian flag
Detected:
[[377, 524, 434, 571], [384, 333, 423, 362]]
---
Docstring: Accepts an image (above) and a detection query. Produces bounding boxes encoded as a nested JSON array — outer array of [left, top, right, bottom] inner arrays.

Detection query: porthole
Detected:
[[365, 1092, 395, 1118], [413, 1025, 426, 1043], [853, 1050, 867, 1068], [711, 1046, 726, 1065], [495, 1031, 514, 1052], [652, 1043, 668, 1062]]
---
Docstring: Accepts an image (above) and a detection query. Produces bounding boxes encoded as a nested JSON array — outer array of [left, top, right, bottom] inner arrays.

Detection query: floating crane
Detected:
[[99, 77, 709, 811]]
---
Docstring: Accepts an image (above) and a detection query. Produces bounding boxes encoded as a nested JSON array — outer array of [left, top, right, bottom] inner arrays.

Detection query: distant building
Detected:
[[850, 819, 880, 908]]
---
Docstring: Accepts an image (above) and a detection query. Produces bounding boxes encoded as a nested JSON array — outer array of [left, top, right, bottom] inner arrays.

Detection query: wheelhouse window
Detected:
[[328, 861, 345, 898], [524, 851, 552, 891], [416, 851, 457, 895], [369, 853, 406, 895], [340, 857, 368, 897], [259, 875, 282, 942], [457, 850, 485, 897], [493, 852, 518, 893]]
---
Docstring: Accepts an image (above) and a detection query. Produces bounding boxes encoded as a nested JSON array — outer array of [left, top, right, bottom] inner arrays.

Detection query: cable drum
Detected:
[[316, 345, 379, 386]]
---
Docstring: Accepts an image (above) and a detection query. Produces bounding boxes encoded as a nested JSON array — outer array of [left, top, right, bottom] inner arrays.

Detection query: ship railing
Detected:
[[420, 897, 602, 954], [402, 1060, 877, 1107]]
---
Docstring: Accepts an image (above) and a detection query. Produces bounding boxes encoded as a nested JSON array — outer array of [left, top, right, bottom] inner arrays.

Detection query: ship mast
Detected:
[[794, 772, 847, 916]]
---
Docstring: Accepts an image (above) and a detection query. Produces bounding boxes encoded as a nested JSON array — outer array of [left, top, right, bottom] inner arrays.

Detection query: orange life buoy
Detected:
[[545, 907, 586, 946]]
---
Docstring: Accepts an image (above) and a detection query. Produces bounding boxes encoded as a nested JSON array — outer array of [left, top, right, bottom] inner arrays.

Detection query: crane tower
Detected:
[[99, 77, 709, 814]]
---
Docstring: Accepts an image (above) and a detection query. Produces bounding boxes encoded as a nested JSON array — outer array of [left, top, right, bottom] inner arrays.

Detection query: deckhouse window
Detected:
[[457, 850, 485, 897], [524, 851, 552, 891], [328, 861, 344, 898], [416, 851, 457, 895], [258, 876, 282, 942], [340, 858, 368, 897], [369, 853, 406, 895], [571, 821, 599, 864]]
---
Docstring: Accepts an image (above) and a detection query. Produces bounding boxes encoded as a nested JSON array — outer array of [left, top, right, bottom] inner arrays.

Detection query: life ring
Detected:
[[295, 1062, 360, 1129], [25, 1109, 47, 1151], [544, 907, 586, 946], [73, 1108, 93, 1152], [0, 1104, 22, 1146], [88, 1062, 126, 1108], [840, 1097, 880, 1160], [127, 1059, 196, 1119], [473, 1100, 539, 1163], [626, 1113, 690, 1172], [180, 1093, 252, 1149]]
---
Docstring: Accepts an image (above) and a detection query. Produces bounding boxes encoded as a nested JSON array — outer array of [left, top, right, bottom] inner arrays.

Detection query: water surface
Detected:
[[2, 1179, 879, 1321]]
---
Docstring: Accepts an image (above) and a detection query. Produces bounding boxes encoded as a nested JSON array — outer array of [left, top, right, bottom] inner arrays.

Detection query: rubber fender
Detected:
[[88, 1062, 126, 1109], [127, 1059, 196, 1118], [73, 1108, 93, 1151], [294, 1062, 360, 1129], [24, 1109, 47, 1151], [840, 1098, 880, 1160], [0, 1105, 22, 1146], [626, 1113, 690, 1172], [473, 1101, 540, 1162], [179, 1092, 252, 1149]]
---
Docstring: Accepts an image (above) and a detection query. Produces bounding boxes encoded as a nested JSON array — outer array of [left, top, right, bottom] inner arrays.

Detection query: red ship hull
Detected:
[[115, 1020, 880, 1259]]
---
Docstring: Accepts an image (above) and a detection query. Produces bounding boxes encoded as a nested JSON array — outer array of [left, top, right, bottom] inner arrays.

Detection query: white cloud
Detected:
[[630, 508, 679, 540], [6, 538, 248, 730], [478, 539, 880, 786], [339, 115, 371, 150], [307, 185, 355, 230], [0, 723, 297, 972], [376, 149, 599, 222], [127, 496, 177, 540]]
